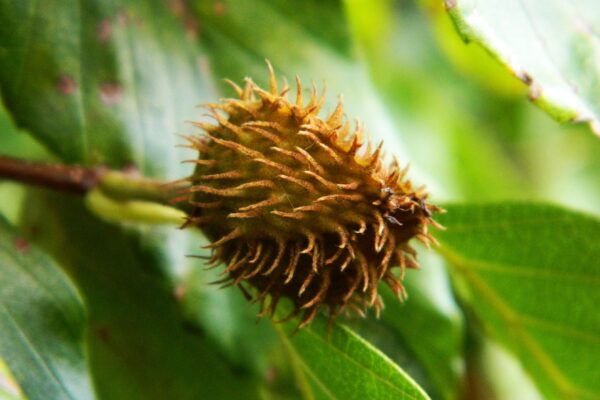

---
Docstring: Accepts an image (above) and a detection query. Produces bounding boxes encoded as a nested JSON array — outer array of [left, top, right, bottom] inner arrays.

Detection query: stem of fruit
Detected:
[[0, 154, 103, 195], [0, 155, 188, 225]]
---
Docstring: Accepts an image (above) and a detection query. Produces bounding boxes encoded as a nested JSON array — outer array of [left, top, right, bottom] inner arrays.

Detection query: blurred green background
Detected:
[[1, 1, 599, 399]]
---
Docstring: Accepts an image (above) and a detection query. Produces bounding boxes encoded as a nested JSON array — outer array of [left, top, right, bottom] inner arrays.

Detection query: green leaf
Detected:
[[436, 202, 600, 399], [277, 315, 430, 400], [447, 0, 600, 135], [0, 216, 95, 400], [19, 192, 260, 400], [0, 0, 211, 176]]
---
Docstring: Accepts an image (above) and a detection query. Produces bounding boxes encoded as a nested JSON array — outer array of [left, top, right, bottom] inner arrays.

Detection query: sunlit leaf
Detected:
[[447, 0, 600, 135]]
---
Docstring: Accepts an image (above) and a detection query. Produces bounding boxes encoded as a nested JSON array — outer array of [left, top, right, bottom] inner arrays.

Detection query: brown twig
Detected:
[[0, 155, 106, 195]]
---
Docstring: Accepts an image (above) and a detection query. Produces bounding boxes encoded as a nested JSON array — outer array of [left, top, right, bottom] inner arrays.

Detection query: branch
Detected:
[[0, 154, 191, 225], [0, 155, 105, 195]]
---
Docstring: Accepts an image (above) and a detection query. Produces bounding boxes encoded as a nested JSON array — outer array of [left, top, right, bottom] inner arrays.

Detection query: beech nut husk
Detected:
[[174, 62, 442, 328]]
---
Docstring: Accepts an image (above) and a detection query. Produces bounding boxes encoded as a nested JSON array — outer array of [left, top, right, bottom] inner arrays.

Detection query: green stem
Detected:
[[85, 188, 187, 226], [97, 171, 180, 203]]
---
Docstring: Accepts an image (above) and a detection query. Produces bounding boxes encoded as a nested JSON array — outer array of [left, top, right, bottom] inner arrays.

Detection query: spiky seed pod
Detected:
[[177, 62, 442, 328]]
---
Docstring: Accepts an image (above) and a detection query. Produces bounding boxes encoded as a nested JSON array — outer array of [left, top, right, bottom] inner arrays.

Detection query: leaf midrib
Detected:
[[301, 324, 425, 400]]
